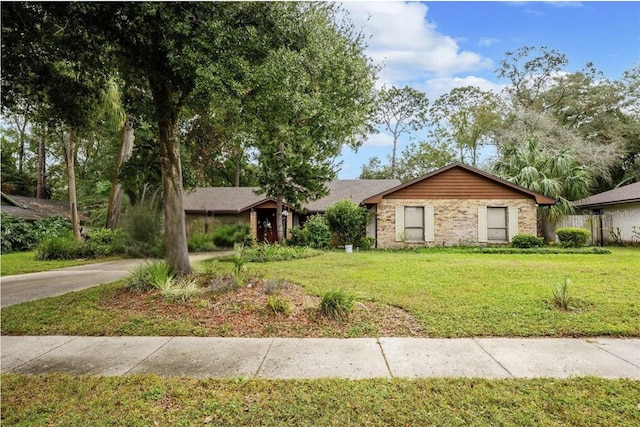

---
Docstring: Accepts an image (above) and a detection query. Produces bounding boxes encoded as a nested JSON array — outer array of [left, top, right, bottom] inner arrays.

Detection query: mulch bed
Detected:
[[101, 276, 424, 338]]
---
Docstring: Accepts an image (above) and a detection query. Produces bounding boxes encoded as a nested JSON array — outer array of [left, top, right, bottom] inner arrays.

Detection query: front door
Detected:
[[257, 209, 278, 243]]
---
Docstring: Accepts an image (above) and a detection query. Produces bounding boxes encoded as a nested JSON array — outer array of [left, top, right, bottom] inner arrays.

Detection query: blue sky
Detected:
[[335, 1, 640, 178]]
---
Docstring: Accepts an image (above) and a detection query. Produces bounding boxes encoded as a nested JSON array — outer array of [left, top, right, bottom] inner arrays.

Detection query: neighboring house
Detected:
[[566, 182, 640, 245], [0, 192, 70, 221], [362, 162, 556, 248], [182, 180, 401, 244]]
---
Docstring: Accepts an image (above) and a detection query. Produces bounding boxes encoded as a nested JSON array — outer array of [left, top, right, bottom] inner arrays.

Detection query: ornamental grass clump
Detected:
[[267, 294, 293, 316], [320, 289, 357, 320], [126, 261, 174, 293], [552, 278, 575, 311]]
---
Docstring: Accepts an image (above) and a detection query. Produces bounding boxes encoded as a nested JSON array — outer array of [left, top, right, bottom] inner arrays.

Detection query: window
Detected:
[[395, 205, 434, 242], [487, 207, 507, 241], [404, 206, 424, 241]]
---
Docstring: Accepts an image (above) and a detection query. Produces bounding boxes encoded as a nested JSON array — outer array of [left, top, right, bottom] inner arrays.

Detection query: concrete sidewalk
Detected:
[[2, 336, 639, 379]]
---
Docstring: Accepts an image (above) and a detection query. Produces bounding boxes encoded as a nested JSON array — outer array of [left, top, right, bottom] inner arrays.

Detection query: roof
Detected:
[[362, 162, 557, 206], [304, 179, 401, 212], [572, 181, 640, 208], [0, 192, 71, 220], [183, 179, 401, 214], [183, 187, 272, 213]]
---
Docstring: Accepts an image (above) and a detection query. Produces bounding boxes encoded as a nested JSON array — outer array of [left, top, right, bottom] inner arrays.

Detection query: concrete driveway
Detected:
[[0, 252, 229, 308]]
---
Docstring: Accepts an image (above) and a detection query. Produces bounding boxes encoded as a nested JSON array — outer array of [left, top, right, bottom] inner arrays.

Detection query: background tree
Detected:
[[496, 46, 568, 111], [371, 86, 429, 178], [429, 86, 502, 167], [2, 3, 108, 239], [492, 137, 592, 238], [359, 157, 392, 180]]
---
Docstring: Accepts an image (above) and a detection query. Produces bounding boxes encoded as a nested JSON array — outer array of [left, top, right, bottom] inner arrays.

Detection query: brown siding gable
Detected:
[[363, 162, 556, 205]]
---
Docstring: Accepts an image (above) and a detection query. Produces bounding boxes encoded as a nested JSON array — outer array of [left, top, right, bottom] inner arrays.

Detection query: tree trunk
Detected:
[[15, 116, 27, 175], [158, 117, 191, 275], [391, 137, 398, 179], [66, 128, 81, 240], [36, 128, 46, 199], [234, 156, 241, 187], [276, 195, 285, 244], [105, 116, 135, 229]]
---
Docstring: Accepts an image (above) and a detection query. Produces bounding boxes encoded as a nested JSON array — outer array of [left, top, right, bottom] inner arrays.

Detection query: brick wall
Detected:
[[376, 198, 538, 248]]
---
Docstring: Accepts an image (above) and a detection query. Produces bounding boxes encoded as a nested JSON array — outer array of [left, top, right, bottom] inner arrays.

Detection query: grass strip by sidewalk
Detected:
[[3, 375, 639, 426]]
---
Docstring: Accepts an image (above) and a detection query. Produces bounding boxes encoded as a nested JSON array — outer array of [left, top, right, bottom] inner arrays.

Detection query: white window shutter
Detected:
[[424, 206, 435, 242], [478, 206, 488, 243], [508, 206, 519, 241], [395, 206, 404, 241]]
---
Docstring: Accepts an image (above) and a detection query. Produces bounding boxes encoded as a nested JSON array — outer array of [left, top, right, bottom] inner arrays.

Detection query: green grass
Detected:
[[247, 248, 640, 337], [2, 248, 638, 338], [0, 282, 215, 336], [0, 251, 120, 276], [2, 375, 638, 426]]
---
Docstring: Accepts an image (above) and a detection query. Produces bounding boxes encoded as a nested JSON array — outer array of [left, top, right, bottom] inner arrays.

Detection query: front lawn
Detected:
[[0, 251, 120, 276], [248, 248, 640, 337], [2, 248, 638, 338], [2, 375, 639, 426]]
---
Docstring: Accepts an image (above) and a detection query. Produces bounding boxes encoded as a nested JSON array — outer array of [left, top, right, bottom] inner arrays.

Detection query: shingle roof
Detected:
[[182, 180, 401, 214], [572, 181, 640, 208], [304, 179, 401, 212], [183, 187, 271, 213], [0, 193, 71, 220]]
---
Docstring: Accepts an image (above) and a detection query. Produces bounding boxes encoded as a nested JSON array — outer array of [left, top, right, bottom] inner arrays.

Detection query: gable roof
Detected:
[[304, 179, 401, 212], [572, 181, 640, 208], [0, 192, 71, 220], [182, 179, 401, 214], [362, 162, 557, 205]]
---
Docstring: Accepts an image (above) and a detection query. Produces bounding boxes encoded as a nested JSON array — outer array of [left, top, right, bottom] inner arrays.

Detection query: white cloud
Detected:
[[416, 76, 506, 101], [342, 2, 493, 86], [362, 132, 395, 147], [479, 37, 500, 47]]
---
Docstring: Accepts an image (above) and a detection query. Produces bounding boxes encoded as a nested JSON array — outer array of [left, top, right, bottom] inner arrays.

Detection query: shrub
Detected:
[[1, 213, 72, 253], [238, 244, 321, 262], [359, 236, 376, 251], [267, 294, 293, 316], [264, 279, 288, 295], [287, 226, 306, 246], [120, 202, 164, 257], [1, 213, 38, 253], [302, 214, 332, 249], [510, 233, 544, 248], [556, 227, 591, 248], [208, 273, 241, 294], [35, 235, 83, 260], [324, 200, 370, 246], [212, 224, 251, 248], [35, 234, 118, 260], [319, 289, 357, 319], [188, 232, 217, 252]]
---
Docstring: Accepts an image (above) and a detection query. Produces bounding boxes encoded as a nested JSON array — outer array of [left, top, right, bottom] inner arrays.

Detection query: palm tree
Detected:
[[492, 137, 592, 229]]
